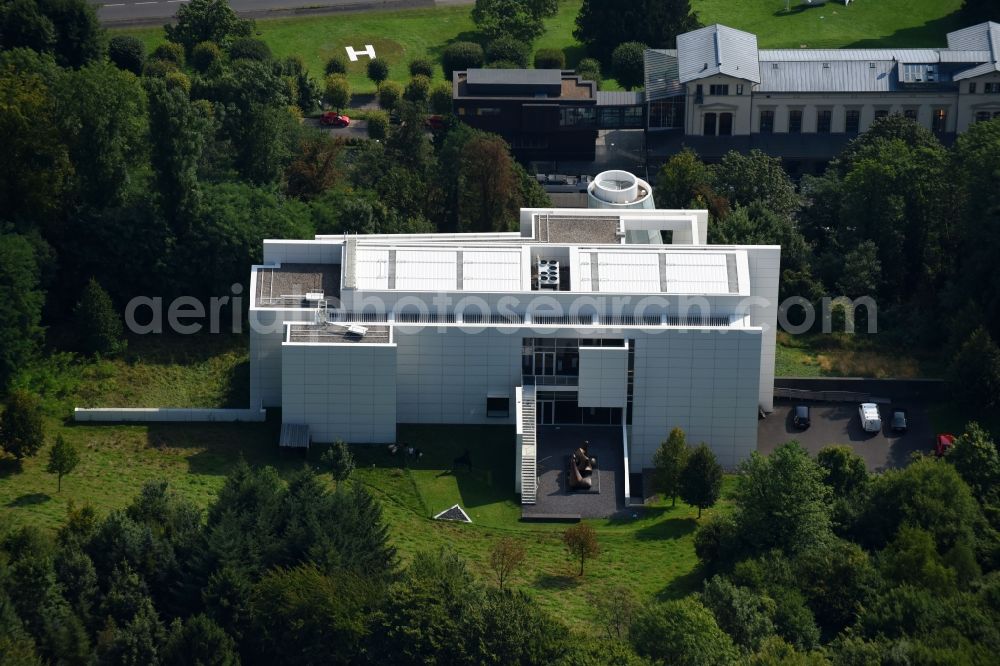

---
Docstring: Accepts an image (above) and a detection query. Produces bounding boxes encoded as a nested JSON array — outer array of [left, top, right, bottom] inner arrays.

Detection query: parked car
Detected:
[[858, 402, 882, 433], [890, 408, 908, 433], [424, 114, 445, 131], [935, 433, 956, 457], [320, 112, 350, 127], [793, 404, 811, 429]]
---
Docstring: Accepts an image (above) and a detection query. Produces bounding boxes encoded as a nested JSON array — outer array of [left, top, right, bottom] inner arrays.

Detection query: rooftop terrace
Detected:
[[287, 322, 391, 344], [256, 263, 341, 307]]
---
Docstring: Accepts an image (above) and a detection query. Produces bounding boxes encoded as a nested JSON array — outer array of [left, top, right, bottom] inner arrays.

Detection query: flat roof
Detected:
[[466, 68, 562, 86], [256, 263, 340, 307], [536, 215, 621, 244], [577, 249, 741, 295], [287, 322, 391, 344]]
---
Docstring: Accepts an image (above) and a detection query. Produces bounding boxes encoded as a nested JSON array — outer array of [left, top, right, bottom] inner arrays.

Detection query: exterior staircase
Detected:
[[520, 386, 538, 505]]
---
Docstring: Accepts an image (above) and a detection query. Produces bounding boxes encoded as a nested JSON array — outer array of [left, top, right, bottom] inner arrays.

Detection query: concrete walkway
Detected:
[[522, 425, 625, 519]]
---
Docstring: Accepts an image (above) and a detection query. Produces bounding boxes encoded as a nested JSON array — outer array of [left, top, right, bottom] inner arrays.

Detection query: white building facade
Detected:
[[646, 22, 1000, 139], [249, 201, 780, 493]]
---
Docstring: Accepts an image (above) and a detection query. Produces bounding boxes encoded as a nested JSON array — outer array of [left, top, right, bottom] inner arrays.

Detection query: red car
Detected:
[[935, 433, 956, 457], [424, 114, 445, 131], [320, 112, 350, 127]]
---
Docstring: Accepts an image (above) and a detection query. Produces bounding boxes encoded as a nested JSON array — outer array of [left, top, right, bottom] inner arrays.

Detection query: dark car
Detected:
[[793, 404, 811, 429], [891, 409, 908, 433]]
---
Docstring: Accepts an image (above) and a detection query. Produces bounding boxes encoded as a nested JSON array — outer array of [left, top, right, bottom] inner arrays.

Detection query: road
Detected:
[[94, 0, 469, 26]]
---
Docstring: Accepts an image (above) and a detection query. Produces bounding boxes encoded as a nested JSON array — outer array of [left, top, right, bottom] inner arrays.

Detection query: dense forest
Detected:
[[2, 429, 999, 664], [0, 0, 549, 392]]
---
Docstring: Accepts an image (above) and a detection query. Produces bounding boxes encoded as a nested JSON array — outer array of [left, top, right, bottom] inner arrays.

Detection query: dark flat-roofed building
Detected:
[[453, 69, 602, 162]]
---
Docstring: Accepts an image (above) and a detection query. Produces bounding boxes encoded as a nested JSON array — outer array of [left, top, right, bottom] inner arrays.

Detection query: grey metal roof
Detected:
[[466, 68, 562, 86], [955, 61, 1000, 80], [946, 21, 1000, 52], [644, 49, 684, 100], [947, 21, 1000, 79], [595, 91, 643, 106], [757, 60, 898, 93], [677, 24, 760, 84]]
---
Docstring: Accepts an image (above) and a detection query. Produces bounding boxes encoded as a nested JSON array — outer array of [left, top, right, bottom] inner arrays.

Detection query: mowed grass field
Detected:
[[0, 333, 729, 628], [116, 0, 965, 94]]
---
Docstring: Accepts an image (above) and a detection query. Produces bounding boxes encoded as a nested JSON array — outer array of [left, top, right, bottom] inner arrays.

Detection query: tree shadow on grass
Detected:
[[845, 11, 966, 48], [655, 567, 705, 601], [534, 571, 582, 590], [0, 458, 22, 479], [634, 517, 697, 541], [7, 493, 52, 507]]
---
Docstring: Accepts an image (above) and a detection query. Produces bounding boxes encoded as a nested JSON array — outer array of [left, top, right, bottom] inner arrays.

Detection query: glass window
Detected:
[[976, 111, 992, 122], [559, 106, 596, 127], [788, 109, 802, 133], [476, 107, 501, 116], [817, 109, 832, 133], [736, 84, 744, 95], [486, 396, 509, 417], [994, 111, 1000, 119], [969, 82, 977, 94], [623, 106, 644, 127], [874, 109, 889, 120], [695, 84, 703, 99], [709, 84, 729, 96], [599, 107, 623, 127], [904, 108, 918, 120], [648, 99, 684, 128], [759, 109, 774, 134], [845, 109, 860, 133], [932, 108, 947, 132], [985, 83, 997, 94]]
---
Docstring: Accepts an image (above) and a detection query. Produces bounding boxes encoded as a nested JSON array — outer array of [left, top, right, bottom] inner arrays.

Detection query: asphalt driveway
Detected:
[[758, 400, 935, 471]]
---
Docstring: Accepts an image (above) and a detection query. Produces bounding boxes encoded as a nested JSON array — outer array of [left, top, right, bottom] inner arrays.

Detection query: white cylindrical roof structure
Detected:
[[587, 170, 654, 209]]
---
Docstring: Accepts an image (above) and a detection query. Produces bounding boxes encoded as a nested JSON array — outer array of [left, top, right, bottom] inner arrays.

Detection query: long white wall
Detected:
[[281, 343, 397, 443]]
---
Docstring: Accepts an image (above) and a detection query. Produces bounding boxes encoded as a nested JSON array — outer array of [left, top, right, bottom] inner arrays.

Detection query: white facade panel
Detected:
[[281, 344, 397, 443], [578, 346, 628, 407], [355, 249, 390, 290], [395, 249, 457, 291]]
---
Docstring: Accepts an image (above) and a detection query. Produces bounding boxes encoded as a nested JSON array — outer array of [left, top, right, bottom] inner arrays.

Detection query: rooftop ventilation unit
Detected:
[[537, 259, 560, 290]]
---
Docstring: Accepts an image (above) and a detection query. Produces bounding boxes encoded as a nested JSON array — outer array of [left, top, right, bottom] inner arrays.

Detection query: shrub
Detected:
[[377, 81, 403, 110], [324, 74, 351, 110], [441, 41, 484, 80], [0, 390, 45, 461], [165, 70, 192, 95], [367, 111, 389, 140], [367, 58, 389, 87], [143, 58, 177, 78], [486, 60, 520, 69], [404, 75, 431, 104], [408, 57, 434, 77], [325, 55, 348, 75], [190, 41, 223, 72], [611, 41, 647, 90], [949, 327, 1000, 408], [533, 48, 565, 70], [108, 35, 145, 75], [229, 37, 271, 62], [486, 36, 529, 68], [576, 57, 603, 89], [150, 41, 185, 67], [429, 82, 452, 114]]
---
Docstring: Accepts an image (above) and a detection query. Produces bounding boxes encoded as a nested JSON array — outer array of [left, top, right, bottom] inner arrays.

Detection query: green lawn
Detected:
[[775, 331, 940, 379], [115, 0, 964, 95], [1, 334, 724, 629]]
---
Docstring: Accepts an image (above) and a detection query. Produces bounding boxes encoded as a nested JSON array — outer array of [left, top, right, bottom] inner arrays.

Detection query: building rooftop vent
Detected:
[[587, 170, 654, 210]]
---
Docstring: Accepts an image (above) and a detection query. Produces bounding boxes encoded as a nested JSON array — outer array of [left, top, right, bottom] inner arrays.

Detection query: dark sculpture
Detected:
[[568, 441, 597, 490]]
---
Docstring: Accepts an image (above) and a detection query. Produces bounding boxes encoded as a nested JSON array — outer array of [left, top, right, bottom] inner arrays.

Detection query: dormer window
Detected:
[[772, 63, 779, 69], [822, 62, 830, 69], [869, 62, 876, 68]]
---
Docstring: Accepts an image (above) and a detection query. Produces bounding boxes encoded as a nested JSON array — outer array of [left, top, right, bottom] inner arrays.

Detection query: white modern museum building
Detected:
[[248, 172, 780, 504]]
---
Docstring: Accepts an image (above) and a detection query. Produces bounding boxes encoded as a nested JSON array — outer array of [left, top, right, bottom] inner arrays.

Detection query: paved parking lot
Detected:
[[758, 400, 935, 471]]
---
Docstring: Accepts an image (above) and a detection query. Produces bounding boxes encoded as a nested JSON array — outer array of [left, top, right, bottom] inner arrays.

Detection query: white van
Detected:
[[858, 403, 882, 433]]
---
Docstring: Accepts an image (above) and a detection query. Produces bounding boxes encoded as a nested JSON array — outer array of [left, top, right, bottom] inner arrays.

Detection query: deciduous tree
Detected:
[[562, 523, 599, 575], [0, 390, 45, 461], [0, 233, 45, 389], [679, 443, 722, 518], [472, 0, 557, 44], [321, 440, 355, 482], [652, 427, 688, 506], [949, 327, 1000, 409], [108, 35, 145, 75], [575, 0, 700, 61], [441, 41, 484, 80], [630, 597, 738, 666], [324, 74, 351, 111], [46, 436, 79, 492], [487, 536, 525, 590], [367, 58, 389, 87], [611, 41, 646, 90], [165, 0, 254, 53]]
